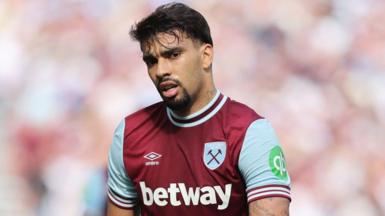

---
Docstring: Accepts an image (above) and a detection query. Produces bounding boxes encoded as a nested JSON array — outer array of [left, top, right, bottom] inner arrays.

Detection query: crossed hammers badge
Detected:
[[203, 141, 227, 170]]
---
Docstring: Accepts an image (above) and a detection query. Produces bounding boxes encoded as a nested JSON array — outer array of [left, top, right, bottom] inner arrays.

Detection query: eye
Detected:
[[143, 56, 158, 68], [170, 51, 181, 59]]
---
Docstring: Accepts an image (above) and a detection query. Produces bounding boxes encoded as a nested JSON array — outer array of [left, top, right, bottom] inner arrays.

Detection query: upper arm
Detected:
[[107, 120, 138, 210], [107, 200, 135, 216], [249, 197, 290, 216], [238, 119, 291, 204]]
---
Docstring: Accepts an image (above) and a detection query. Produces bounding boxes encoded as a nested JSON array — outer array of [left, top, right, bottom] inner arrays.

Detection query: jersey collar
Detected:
[[166, 90, 228, 127]]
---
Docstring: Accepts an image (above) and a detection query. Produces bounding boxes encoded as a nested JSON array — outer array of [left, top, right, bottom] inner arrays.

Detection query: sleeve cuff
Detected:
[[246, 184, 291, 203], [107, 187, 137, 209]]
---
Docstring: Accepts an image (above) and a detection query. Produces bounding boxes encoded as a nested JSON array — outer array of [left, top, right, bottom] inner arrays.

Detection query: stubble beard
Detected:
[[156, 77, 192, 111], [161, 87, 191, 111]]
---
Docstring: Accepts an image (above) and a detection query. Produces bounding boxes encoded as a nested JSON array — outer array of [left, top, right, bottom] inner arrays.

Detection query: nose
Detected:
[[156, 57, 171, 79]]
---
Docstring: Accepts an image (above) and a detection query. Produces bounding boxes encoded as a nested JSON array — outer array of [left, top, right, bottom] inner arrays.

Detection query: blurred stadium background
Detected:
[[1, 0, 384, 215]]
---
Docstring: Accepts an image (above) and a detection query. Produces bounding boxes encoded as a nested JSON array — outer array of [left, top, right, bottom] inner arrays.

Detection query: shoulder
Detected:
[[222, 98, 263, 128], [123, 101, 165, 132], [125, 101, 165, 120], [220, 97, 264, 149]]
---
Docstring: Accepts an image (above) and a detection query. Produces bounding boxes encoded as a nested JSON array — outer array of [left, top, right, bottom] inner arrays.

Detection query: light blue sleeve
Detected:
[[107, 120, 138, 208], [238, 119, 291, 202]]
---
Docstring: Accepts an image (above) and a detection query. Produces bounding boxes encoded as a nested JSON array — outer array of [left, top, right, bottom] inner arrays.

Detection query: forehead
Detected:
[[141, 31, 197, 54]]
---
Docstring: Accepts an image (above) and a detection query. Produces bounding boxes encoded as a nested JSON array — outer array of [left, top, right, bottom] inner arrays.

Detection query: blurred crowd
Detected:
[[0, 0, 384, 215]]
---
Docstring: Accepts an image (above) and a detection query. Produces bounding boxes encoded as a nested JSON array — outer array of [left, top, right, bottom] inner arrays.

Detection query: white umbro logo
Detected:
[[144, 152, 162, 166], [144, 152, 162, 160]]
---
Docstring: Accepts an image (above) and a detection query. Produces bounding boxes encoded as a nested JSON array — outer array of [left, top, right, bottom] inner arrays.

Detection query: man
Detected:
[[107, 2, 291, 216]]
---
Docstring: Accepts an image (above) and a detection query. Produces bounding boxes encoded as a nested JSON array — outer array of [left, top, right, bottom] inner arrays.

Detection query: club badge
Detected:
[[203, 141, 226, 170]]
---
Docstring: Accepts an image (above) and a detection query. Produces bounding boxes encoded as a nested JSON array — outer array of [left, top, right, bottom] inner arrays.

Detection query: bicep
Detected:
[[249, 197, 290, 216], [107, 200, 135, 216]]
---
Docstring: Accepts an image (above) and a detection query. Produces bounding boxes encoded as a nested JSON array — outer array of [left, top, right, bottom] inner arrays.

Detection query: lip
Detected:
[[159, 80, 178, 90], [161, 85, 178, 98], [158, 80, 179, 98]]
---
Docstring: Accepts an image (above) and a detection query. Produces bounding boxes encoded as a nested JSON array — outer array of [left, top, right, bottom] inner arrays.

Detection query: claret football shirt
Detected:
[[107, 91, 291, 215]]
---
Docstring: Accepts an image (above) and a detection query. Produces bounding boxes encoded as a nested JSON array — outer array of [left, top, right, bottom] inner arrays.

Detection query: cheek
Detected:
[[147, 69, 157, 84], [173, 53, 202, 89], [183, 63, 203, 91], [183, 54, 202, 76]]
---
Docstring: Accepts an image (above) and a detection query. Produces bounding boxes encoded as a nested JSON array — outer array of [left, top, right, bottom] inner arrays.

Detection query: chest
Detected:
[[124, 123, 240, 185], [124, 123, 248, 212]]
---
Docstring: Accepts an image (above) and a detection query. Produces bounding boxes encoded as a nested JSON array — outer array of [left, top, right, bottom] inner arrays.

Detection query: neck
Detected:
[[173, 88, 217, 117]]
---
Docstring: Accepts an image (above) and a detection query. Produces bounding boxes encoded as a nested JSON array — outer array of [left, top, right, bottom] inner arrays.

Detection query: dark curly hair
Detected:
[[129, 2, 213, 51]]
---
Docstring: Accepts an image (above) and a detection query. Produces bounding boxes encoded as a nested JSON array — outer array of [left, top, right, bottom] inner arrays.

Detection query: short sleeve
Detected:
[[238, 119, 291, 203], [107, 120, 138, 209]]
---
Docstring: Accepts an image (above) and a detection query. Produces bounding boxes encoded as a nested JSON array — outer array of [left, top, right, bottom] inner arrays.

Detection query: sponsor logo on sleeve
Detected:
[[203, 141, 226, 170], [269, 146, 288, 180]]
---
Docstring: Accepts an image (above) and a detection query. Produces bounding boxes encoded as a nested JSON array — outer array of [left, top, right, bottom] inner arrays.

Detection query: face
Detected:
[[142, 32, 213, 112]]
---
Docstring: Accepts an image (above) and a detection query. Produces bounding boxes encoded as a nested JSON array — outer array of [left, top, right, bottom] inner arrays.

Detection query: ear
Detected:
[[201, 43, 213, 70]]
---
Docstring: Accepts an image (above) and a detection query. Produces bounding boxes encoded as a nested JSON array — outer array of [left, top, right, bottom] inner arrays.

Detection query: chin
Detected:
[[164, 95, 191, 111]]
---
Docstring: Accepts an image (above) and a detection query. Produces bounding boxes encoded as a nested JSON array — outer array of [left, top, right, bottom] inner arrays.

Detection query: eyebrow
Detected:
[[160, 47, 183, 57], [142, 54, 156, 63], [142, 46, 184, 61]]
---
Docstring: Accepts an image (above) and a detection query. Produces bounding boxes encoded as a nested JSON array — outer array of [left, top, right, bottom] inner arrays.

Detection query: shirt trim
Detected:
[[246, 185, 291, 203], [107, 188, 136, 209], [166, 91, 227, 127]]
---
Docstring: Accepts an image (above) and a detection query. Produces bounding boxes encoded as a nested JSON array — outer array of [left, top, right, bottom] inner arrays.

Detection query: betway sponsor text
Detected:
[[140, 182, 232, 210]]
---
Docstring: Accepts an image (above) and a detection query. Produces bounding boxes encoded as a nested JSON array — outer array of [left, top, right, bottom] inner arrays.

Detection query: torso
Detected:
[[122, 93, 260, 215]]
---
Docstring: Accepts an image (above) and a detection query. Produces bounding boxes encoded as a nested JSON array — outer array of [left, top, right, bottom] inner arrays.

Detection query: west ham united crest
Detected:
[[203, 141, 227, 170]]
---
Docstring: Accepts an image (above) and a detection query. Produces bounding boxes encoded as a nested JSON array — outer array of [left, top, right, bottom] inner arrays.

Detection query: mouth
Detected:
[[159, 81, 179, 98]]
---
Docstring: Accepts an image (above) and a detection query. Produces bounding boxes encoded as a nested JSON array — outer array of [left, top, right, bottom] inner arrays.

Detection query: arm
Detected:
[[238, 119, 292, 215], [249, 197, 290, 216], [107, 120, 138, 215], [107, 200, 135, 216]]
